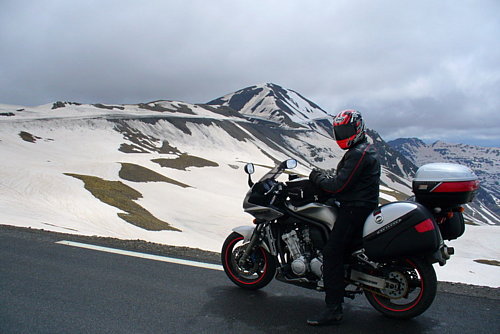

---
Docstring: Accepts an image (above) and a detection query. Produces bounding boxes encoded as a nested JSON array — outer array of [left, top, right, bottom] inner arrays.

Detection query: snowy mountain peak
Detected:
[[207, 83, 331, 127]]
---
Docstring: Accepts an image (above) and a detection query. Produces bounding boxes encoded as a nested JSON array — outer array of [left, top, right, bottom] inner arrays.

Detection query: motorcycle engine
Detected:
[[310, 256, 323, 278], [291, 256, 308, 276], [282, 230, 307, 276], [282, 227, 321, 277]]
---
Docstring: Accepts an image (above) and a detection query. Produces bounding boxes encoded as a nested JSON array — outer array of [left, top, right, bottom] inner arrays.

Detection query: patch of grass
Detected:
[[119, 163, 190, 188], [19, 131, 41, 143], [474, 259, 500, 267], [65, 173, 180, 231], [465, 220, 480, 226], [152, 153, 219, 170], [119, 143, 149, 153]]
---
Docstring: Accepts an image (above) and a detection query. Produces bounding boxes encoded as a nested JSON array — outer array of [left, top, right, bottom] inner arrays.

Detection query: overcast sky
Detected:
[[1, 0, 499, 146]]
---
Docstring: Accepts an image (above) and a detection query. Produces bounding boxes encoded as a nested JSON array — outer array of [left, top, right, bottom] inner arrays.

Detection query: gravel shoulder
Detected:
[[2, 224, 498, 300]]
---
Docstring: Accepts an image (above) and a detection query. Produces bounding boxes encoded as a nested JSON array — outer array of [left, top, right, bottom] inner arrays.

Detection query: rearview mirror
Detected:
[[244, 163, 255, 175], [285, 159, 297, 169]]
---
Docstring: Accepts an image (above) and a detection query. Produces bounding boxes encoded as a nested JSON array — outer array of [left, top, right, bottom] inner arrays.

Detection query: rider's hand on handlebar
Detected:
[[309, 169, 323, 184]]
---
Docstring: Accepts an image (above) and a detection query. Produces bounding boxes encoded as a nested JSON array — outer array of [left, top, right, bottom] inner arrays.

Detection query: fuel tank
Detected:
[[286, 202, 337, 230]]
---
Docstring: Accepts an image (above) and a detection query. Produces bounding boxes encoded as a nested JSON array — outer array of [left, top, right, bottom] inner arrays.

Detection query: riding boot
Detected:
[[306, 304, 343, 326]]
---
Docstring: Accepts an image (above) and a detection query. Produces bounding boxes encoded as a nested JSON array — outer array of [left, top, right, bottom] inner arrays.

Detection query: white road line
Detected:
[[55, 240, 224, 271]]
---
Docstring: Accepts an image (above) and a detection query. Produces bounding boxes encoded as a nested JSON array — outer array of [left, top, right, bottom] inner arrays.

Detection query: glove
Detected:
[[309, 169, 323, 184]]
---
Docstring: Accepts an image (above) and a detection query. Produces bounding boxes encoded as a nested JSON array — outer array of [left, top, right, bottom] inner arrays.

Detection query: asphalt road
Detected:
[[1, 226, 499, 334]]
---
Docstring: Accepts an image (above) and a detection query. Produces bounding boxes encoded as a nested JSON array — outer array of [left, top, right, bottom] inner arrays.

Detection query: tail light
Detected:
[[432, 180, 480, 193], [414, 218, 435, 233]]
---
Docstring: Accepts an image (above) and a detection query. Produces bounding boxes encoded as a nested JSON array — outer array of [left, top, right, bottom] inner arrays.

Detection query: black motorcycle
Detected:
[[221, 159, 479, 318]]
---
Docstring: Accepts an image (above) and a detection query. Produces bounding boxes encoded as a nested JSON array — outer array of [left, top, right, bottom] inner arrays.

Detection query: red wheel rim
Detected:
[[224, 236, 268, 285]]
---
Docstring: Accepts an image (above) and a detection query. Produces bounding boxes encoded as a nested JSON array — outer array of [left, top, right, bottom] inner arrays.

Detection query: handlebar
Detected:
[[244, 159, 298, 188]]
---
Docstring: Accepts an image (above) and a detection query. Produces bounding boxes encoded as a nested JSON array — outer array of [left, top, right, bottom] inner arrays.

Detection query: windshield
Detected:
[[255, 159, 296, 183], [257, 164, 284, 182]]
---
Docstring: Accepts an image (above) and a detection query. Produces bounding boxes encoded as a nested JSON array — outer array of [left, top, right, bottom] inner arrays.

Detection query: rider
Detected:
[[307, 109, 381, 326]]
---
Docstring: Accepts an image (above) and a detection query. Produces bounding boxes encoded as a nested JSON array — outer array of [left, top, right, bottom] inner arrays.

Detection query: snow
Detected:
[[434, 226, 500, 288], [379, 192, 398, 202], [380, 167, 413, 195], [0, 103, 499, 288]]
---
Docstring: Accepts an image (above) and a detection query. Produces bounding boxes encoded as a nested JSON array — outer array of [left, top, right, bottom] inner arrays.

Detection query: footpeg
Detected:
[[344, 289, 362, 299], [316, 279, 324, 291]]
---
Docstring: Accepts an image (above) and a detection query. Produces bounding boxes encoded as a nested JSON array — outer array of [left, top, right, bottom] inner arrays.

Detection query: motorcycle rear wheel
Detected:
[[221, 232, 276, 290], [364, 257, 437, 319]]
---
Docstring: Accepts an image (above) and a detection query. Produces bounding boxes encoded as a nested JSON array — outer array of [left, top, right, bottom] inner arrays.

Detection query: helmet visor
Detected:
[[333, 124, 356, 140]]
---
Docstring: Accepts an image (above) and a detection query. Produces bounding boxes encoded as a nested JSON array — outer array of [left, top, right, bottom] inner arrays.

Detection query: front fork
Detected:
[[235, 223, 275, 267]]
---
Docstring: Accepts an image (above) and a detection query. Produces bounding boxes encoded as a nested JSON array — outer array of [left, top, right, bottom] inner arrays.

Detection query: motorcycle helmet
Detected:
[[332, 109, 366, 149]]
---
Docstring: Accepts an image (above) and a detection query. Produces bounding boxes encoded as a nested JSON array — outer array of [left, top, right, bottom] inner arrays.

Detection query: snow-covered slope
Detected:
[[0, 99, 348, 252], [0, 86, 498, 287], [388, 138, 500, 225]]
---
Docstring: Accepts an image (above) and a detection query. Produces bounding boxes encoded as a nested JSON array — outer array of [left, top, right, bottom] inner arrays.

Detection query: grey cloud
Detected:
[[0, 0, 499, 146]]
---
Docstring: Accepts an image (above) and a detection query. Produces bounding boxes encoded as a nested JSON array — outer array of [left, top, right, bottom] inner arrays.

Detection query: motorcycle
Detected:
[[221, 159, 479, 319]]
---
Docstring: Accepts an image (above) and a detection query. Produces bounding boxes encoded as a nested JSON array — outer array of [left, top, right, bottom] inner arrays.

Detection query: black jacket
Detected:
[[309, 139, 380, 208]]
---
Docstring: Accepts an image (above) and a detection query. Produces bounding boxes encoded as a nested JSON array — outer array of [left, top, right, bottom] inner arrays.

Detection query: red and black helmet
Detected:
[[332, 110, 366, 149]]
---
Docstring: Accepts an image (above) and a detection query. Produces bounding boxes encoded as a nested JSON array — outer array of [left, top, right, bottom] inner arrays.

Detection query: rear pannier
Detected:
[[362, 202, 441, 260]]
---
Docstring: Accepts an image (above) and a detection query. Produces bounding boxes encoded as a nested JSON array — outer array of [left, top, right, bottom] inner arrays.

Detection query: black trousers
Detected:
[[322, 205, 374, 306]]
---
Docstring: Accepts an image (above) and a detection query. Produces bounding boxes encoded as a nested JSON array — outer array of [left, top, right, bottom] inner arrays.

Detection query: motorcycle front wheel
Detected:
[[221, 232, 276, 290], [364, 257, 437, 319]]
